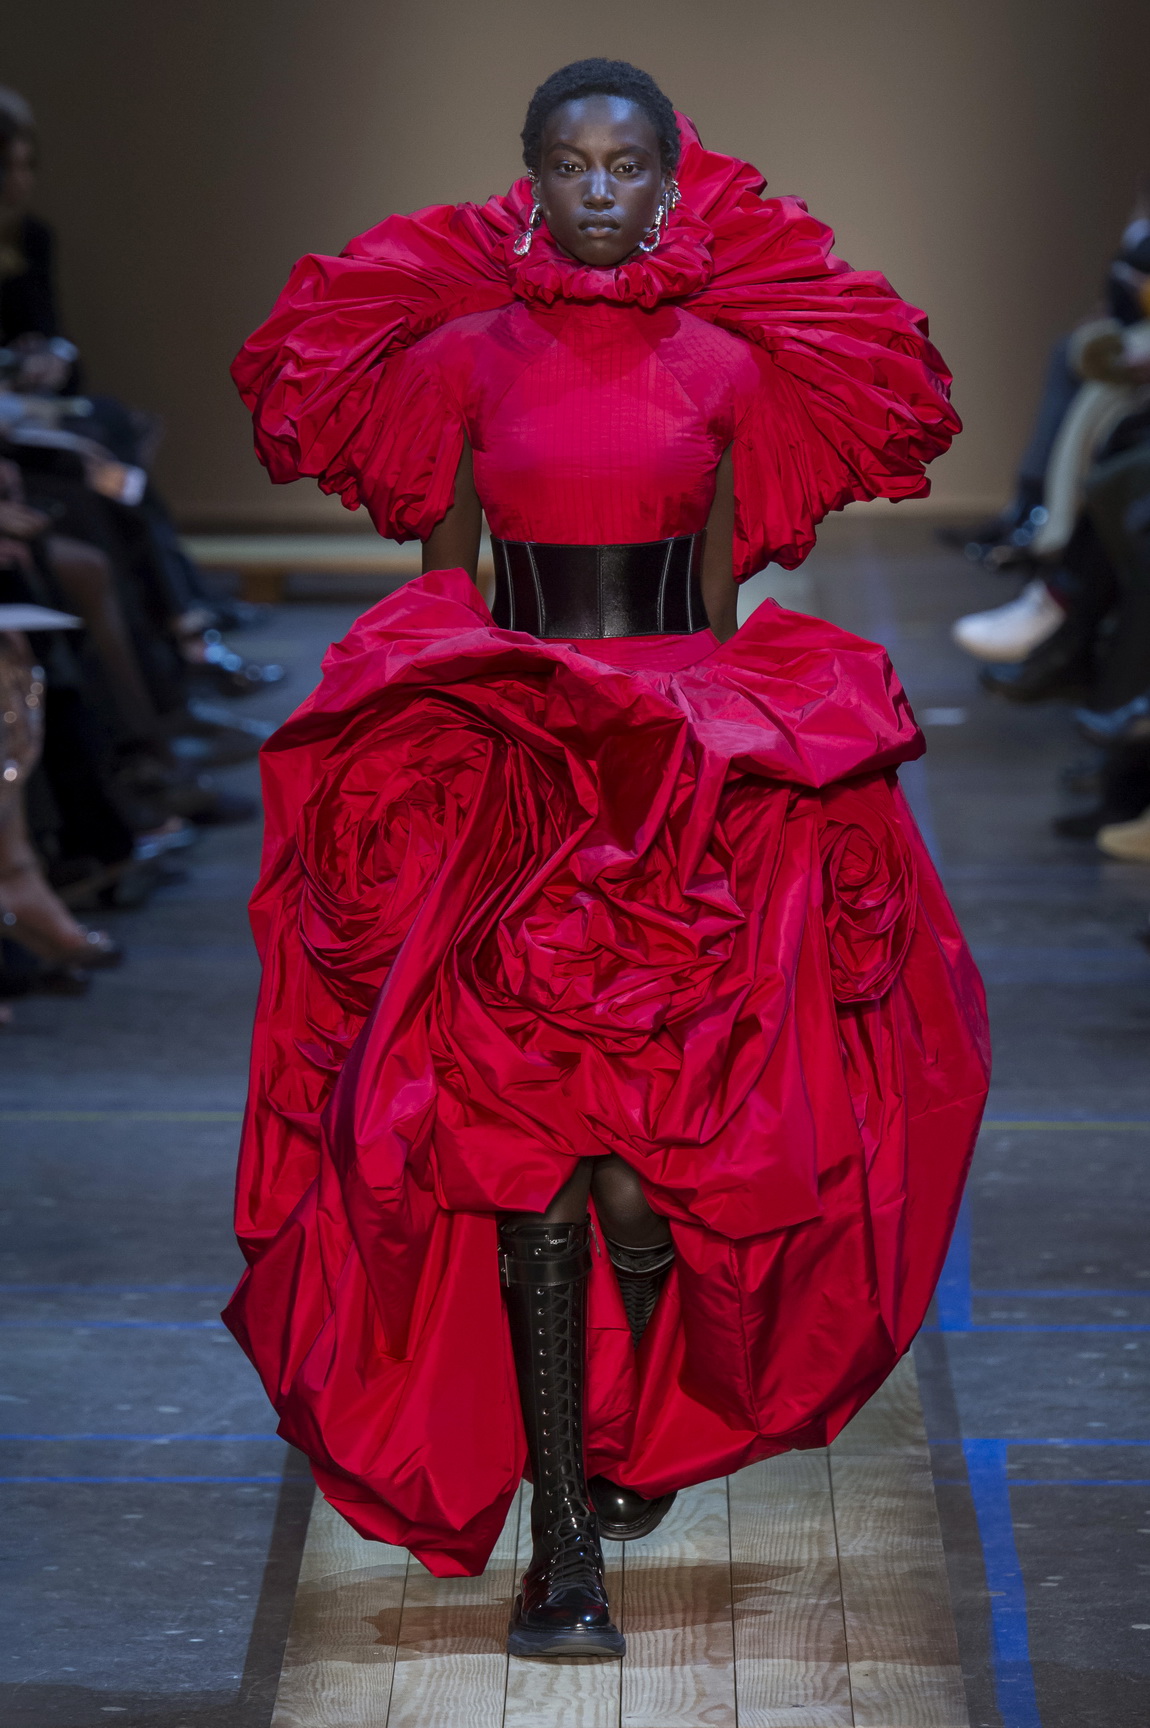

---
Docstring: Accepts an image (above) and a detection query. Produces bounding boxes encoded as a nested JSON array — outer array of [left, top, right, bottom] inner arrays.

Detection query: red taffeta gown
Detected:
[[225, 118, 990, 1576]]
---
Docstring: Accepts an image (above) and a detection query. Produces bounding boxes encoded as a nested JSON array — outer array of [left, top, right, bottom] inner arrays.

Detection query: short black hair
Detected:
[[521, 59, 680, 175]]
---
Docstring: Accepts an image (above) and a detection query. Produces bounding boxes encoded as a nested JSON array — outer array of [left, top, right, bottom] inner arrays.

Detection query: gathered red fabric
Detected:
[[232, 115, 960, 574], [224, 573, 988, 1575], [225, 118, 987, 1577]]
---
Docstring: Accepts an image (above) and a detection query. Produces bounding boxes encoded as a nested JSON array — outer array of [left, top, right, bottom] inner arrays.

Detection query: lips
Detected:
[[580, 219, 619, 234]]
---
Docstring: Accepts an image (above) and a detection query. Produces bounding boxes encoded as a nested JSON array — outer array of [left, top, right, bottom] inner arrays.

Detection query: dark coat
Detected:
[[0, 215, 59, 343]]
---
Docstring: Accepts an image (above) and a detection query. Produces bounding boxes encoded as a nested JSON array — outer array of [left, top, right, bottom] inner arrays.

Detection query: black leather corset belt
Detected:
[[490, 533, 708, 639]]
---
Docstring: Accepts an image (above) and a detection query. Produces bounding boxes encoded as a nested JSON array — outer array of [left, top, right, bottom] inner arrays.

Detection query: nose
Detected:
[[582, 171, 616, 210]]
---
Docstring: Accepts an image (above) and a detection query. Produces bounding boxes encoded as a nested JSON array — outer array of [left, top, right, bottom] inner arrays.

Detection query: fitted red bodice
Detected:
[[404, 298, 762, 545]]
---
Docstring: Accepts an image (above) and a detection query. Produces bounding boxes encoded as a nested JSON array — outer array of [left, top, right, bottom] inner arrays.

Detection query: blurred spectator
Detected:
[[0, 84, 299, 1018], [0, 613, 120, 1018], [940, 182, 1150, 866], [0, 100, 282, 674], [942, 198, 1150, 574]]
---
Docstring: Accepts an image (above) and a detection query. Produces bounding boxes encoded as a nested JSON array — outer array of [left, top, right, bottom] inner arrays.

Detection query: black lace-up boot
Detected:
[[604, 1236, 676, 1350], [500, 1219, 624, 1658], [589, 1235, 679, 1542]]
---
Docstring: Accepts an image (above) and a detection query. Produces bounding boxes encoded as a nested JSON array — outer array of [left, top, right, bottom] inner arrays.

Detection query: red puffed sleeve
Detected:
[[345, 338, 470, 539], [230, 201, 514, 532], [677, 122, 960, 575]]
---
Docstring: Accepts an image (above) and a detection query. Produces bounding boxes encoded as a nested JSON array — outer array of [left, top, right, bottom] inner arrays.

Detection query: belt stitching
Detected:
[[595, 546, 604, 637], [680, 539, 690, 635], [657, 538, 675, 634], [525, 541, 546, 635], [499, 541, 514, 631]]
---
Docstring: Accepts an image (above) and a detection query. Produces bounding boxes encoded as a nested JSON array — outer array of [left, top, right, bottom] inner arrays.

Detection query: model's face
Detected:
[[536, 95, 668, 268]]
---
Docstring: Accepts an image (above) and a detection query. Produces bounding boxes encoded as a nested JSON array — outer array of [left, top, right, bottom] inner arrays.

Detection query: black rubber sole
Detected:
[[593, 1488, 678, 1542], [507, 1610, 625, 1659]]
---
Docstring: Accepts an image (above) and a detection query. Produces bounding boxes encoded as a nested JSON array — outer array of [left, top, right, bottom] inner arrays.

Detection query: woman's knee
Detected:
[[590, 1155, 670, 1247]]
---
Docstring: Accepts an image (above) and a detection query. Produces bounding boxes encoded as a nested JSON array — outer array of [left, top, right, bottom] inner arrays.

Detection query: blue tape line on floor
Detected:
[[0, 1433, 278, 1442], [925, 1323, 1150, 1333], [1007, 1478, 1150, 1486], [0, 1319, 225, 1329], [978, 1289, 1150, 1299], [0, 1283, 233, 1294], [0, 1474, 282, 1484], [935, 1193, 972, 1330], [930, 1438, 1150, 1446], [1009, 1438, 1150, 1446], [938, 1477, 1150, 1487], [963, 1438, 1043, 1728], [0, 1110, 245, 1121], [979, 1119, 1150, 1129]]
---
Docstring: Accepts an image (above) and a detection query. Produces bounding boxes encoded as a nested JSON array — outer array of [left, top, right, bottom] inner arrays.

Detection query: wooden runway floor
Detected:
[[268, 1357, 967, 1728]]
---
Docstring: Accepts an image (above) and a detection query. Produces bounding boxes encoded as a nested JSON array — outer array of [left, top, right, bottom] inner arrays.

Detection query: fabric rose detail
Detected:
[[818, 778, 916, 1002], [484, 823, 741, 1048], [295, 698, 494, 1014]]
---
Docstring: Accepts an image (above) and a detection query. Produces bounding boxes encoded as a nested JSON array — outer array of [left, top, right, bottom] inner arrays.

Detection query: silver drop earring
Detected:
[[514, 180, 543, 256], [638, 178, 681, 254]]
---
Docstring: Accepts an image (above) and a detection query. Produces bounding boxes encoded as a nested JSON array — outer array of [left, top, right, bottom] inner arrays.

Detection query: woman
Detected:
[[0, 105, 279, 703], [227, 60, 989, 1658]]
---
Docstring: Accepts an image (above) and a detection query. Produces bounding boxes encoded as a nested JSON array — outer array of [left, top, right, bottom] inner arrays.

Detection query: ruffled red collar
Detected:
[[501, 182, 715, 308]]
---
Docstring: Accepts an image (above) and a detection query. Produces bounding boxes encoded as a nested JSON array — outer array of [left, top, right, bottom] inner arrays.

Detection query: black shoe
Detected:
[[161, 776, 257, 826], [937, 494, 1047, 559], [1052, 807, 1112, 839], [936, 521, 1000, 551], [1059, 758, 1104, 797], [167, 732, 262, 770], [979, 618, 1094, 703], [166, 700, 272, 768], [207, 598, 272, 632], [582, 1236, 679, 1541], [499, 1220, 624, 1659], [1053, 741, 1150, 838], [1073, 691, 1150, 746], [937, 503, 1025, 552], [1054, 802, 1146, 839], [195, 630, 286, 696], [0, 940, 90, 998], [978, 541, 1041, 573], [589, 1475, 677, 1541]]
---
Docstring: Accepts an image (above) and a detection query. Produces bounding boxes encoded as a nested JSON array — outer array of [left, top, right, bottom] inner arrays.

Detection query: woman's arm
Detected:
[[701, 447, 738, 643], [422, 440, 482, 582]]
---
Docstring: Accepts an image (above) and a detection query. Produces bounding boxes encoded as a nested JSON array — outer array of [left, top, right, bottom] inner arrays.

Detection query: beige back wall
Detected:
[[5, 0, 1150, 529]]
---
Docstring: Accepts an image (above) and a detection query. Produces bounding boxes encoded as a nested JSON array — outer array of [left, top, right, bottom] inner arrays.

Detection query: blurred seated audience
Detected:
[[0, 614, 120, 1020], [942, 196, 1150, 571], [0, 97, 283, 678], [0, 84, 295, 1022], [940, 180, 1150, 872]]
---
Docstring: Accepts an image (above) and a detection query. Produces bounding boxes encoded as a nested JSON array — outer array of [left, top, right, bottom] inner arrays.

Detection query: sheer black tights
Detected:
[[504, 1154, 671, 1248]]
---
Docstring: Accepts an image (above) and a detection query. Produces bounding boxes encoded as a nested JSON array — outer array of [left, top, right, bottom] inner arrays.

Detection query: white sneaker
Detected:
[[1096, 808, 1150, 863], [952, 579, 1065, 663]]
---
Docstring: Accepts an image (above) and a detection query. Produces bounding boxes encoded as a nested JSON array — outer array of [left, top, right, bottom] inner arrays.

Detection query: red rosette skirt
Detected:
[[223, 569, 989, 1576]]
